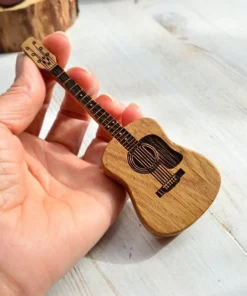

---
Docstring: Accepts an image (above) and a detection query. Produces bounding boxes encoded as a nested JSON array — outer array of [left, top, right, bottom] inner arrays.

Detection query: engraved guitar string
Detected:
[[131, 150, 173, 182], [25, 43, 179, 186], [129, 147, 172, 178], [132, 148, 176, 178], [127, 143, 177, 181]]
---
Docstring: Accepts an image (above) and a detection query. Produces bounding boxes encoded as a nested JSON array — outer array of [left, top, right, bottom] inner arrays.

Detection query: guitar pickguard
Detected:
[[138, 134, 183, 169]]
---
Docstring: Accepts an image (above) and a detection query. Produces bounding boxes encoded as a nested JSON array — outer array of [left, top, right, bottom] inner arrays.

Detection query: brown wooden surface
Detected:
[[103, 118, 221, 237], [0, 0, 79, 53]]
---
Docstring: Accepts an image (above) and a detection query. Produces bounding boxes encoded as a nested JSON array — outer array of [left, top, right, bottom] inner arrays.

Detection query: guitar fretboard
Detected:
[[51, 65, 138, 151]]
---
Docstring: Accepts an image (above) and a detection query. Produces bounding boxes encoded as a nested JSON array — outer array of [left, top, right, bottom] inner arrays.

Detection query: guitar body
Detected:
[[102, 118, 221, 237]]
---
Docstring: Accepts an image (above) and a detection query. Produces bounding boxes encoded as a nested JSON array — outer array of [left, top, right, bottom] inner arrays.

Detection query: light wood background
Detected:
[[0, 0, 247, 295]]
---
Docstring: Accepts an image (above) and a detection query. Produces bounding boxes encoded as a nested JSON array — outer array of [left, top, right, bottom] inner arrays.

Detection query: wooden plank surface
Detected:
[[1, 0, 247, 295]]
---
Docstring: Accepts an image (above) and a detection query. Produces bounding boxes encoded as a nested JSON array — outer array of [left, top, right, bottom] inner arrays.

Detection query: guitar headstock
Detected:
[[21, 37, 57, 70]]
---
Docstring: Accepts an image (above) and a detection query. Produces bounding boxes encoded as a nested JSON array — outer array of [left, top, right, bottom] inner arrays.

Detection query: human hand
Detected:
[[0, 32, 143, 295]]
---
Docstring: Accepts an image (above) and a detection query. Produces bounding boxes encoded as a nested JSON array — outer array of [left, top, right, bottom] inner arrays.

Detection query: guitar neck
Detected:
[[21, 37, 138, 151], [50, 64, 137, 151]]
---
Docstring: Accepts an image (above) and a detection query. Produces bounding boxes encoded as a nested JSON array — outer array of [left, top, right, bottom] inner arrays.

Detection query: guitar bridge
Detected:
[[156, 169, 185, 198]]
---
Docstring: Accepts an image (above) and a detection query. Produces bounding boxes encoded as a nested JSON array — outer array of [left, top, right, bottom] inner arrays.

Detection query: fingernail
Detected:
[[15, 53, 25, 77], [130, 102, 143, 114], [53, 31, 69, 40], [103, 94, 114, 102], [82, 67, 91, 75], [104, 94, 124, 105], [130, 102, 139, 108]]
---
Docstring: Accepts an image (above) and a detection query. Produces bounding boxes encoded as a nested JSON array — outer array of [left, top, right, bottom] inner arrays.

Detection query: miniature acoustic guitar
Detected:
[[21, 37, 221, 237]]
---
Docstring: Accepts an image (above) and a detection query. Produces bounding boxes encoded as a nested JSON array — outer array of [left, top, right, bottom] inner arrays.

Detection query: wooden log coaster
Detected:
[[0, 0, 79, 53]]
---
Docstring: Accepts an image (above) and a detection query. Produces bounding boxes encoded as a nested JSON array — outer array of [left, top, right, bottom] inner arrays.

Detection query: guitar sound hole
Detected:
[[128, 143, 159, 174]]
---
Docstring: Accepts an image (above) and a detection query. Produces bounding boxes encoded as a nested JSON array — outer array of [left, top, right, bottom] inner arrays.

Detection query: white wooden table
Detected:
[[1, 0, 247, 295]]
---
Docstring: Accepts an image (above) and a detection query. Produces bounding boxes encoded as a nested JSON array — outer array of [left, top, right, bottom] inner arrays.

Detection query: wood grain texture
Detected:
[[21, 36, 57, 69], [1, 0, 247, 295], [103, 118, 220, 236], [0, 0, 79, 53]]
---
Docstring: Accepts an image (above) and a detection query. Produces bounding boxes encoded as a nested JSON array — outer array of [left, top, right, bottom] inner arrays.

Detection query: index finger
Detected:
[[25, 31, 71, 136]]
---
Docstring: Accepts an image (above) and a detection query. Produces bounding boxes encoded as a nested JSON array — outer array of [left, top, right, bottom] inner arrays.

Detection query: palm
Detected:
[[0, 130, 126, 293]]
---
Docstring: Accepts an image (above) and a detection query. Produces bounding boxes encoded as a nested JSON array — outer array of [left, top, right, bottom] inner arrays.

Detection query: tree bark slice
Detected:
[[0, 0, 79, 53]]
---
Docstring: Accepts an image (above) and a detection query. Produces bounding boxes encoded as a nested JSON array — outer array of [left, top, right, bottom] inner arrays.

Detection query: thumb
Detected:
[[0, 53, 46, 135]]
